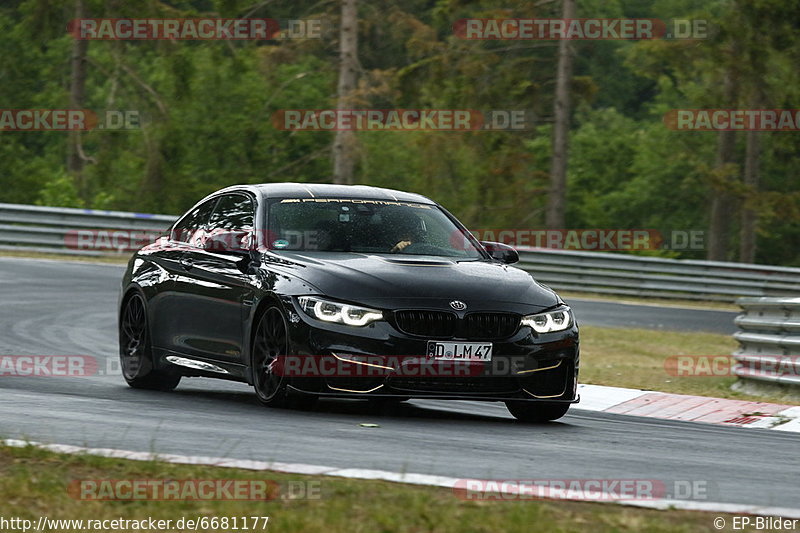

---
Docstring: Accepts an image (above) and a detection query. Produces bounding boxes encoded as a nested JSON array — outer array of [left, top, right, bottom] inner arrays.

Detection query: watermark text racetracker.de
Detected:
[[0, 355, 117, 377], [273, 109, 535, 131], [0, 109, 141, 131], [453, 18, 709, 40], [68, 18, 326, 40], [453, 478, 713, 501], [69, 479, 321, 501], [462, 229, 705, 251], [664, 109, 800, 131], [274, 355, 566, 379], [64, 229, 163, 252], [665, 355, 800, 377]]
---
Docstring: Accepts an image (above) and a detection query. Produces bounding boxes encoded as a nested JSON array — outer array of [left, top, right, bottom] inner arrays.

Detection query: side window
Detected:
[[208, 194, 255, 232], [171, 199, 217, 245]]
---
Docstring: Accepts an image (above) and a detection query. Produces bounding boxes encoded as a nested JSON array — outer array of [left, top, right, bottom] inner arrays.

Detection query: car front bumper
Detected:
[[282, 298, 580, 403]]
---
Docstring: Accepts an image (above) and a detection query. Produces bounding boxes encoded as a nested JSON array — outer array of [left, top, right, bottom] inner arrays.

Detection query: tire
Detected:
[[251, 307, 317, 410], [505, 401, 570, 422], [119, 292, 181, 391]]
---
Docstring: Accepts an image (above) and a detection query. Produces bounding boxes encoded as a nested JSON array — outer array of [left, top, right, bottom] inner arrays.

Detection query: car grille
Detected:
[[464, 313, 520, 340], [393, 311, 520, 340], [394, 310, 457, 338]]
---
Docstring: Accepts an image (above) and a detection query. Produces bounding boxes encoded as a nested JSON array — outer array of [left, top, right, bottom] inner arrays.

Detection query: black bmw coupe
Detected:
[[119, 183, 579, 421]]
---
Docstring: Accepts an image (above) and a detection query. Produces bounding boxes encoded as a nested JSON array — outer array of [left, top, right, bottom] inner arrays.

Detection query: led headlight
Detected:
[[521, 307, 572, 333], [297, 296, 383, 327]]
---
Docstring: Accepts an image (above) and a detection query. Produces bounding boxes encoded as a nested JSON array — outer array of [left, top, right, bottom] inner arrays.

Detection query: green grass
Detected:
[[0, 444, 736, 533], [0, 250, 131, 264], [580, 325, 798, 405]]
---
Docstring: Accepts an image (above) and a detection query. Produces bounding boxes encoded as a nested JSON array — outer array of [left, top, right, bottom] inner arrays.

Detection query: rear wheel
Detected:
[[119, 293, 181, 391], [252, 307, 317, 410], [505, 401, 569, 422]]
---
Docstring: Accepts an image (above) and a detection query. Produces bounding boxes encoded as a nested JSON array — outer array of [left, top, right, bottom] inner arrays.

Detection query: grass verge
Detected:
[[580, 325, 798, 405], [0, 250, 131, 264], [0, 443, 736, 533]]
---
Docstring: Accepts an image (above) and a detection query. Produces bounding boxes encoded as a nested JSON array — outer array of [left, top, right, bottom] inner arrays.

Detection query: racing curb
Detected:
[[4, 438, 800, 519], [577, 384, 800, 432]]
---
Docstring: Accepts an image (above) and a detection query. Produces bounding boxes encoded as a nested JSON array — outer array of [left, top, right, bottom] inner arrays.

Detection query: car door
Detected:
[[149, 197, 218, 355], [171, 193, 257, 363]]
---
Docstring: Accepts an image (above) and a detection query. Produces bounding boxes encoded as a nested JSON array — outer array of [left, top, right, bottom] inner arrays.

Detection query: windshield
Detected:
[[266, 198, 483, 258]]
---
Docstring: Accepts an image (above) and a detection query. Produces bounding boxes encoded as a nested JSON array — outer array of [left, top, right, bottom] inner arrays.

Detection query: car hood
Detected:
[[263, 252, 559, 313]]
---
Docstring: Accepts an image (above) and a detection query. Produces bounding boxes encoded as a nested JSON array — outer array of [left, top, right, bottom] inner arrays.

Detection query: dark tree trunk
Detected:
[[739, 129, 760, 263], [706, 70, 739, 261], [332, 0, 358, 185], [546, 0, 575, 229], [67, 0, 89, 200]]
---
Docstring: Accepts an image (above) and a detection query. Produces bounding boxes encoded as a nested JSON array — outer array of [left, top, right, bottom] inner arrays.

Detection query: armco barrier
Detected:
[[516, 249, 800, 302], [0, 202, 799, 301], [733, 297, 800, 389], [0, 202, 176, 256]]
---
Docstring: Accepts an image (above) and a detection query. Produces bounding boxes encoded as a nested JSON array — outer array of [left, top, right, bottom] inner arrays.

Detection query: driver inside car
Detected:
[[387, 211, 425, 253]]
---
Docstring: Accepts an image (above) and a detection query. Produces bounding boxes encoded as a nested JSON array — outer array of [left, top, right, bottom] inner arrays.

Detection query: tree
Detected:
[[67, 0, 89, 202], [332, 0, 358, 185], [546, 0, 575, 229], [739, 128, 760, 263], [706, 64, 739, 262]]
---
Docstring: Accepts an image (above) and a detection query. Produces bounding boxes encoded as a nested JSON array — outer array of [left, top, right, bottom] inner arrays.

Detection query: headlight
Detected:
[[521, 308, 572, 333], [297, 296, 383, 327]]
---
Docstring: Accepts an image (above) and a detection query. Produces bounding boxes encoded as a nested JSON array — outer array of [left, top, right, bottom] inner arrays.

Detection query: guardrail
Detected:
[[733, 297, 800, 390], [0, 202, 175, 256], [516, 249, 800, 302], [1, 202, 799, 302]]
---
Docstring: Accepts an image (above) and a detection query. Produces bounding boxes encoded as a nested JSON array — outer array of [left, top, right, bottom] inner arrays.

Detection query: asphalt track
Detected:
[[0, 257, 795, 510], [567, 298, 737, 334]]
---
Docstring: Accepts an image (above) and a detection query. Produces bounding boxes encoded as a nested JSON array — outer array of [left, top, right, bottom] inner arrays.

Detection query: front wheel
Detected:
[[505, 401, 569, 422], [251, 307, 317, 410], [119, 292, 181, 391], [252, 307, 289, 406]]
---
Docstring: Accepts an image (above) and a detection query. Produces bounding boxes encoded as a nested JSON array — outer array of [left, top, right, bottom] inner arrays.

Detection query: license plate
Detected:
[[427, 341, 493, 361]]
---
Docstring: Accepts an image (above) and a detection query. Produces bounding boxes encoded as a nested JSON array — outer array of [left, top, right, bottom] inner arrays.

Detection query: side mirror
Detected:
[[481, 241, 519, 264], [203, 230, 252, 255]]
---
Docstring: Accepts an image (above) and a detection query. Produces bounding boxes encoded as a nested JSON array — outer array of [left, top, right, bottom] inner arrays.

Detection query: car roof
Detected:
[[215, 182, 436, 205]]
